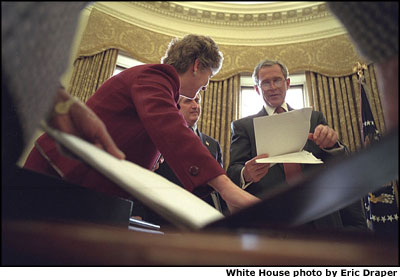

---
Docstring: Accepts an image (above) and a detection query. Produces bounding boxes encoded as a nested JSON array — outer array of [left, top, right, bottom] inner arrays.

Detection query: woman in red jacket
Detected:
[[24, 34, 259, 213]]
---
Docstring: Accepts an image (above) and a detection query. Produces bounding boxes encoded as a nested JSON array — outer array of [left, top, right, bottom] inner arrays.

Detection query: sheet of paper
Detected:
[[256, 150, 323, 164], [41, 123, 224, 230], [254, 107, 322, 164]]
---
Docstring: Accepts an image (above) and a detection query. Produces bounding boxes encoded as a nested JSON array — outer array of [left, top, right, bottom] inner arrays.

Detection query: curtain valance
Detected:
[[77, 8, 370, 81]]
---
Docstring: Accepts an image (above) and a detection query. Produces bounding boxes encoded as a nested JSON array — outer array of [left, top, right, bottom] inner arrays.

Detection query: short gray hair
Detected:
[[161, 34, 224, 76], [252, 60, 289, 86]]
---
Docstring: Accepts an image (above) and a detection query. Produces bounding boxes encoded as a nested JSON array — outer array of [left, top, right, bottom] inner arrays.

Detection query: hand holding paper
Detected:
[[243, 154, 270, 183], [253, 108, 323, 164]]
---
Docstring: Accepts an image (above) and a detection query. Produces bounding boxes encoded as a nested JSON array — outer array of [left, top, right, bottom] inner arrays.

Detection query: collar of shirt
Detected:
[[190, 123, 198, 135], [264, 102, 288, 115]]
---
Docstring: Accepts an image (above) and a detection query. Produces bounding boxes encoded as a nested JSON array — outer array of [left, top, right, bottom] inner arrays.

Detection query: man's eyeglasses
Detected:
[[259, 78, 285, 89]]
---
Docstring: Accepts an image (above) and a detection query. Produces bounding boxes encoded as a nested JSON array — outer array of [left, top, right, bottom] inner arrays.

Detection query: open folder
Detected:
[[42, 123, 398, 231], [41, 123, 224, 230]]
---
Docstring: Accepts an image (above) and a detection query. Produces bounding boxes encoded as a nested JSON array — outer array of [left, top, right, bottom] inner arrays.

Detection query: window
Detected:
[[112, 52, 144, 76], [239, 73, 308, 118]]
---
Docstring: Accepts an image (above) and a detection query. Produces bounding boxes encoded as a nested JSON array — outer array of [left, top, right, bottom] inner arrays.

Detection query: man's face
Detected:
[[178, 93, 201, 127], [255, 64, 290, 108]]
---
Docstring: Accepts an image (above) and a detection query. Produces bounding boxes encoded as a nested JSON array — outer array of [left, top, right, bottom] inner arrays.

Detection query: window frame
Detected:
[[239, 72, 308, 118], [112, 52, 144, 76]]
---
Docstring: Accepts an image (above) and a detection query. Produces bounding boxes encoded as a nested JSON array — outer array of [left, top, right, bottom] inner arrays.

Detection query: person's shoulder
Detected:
[[310, 109, 322, 114], [311, 109, 323, 117], [123, 63, 176, 74], [232, 110, 264, 125], [119, 64, 180, 89], [200, 132, 220, 144], [146, 64, 179, 80]]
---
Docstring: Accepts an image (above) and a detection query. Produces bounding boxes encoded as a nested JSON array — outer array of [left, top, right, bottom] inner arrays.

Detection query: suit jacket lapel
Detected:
[[256, 108, 268, 117], [199, 132, 212, 152], [287, 104, 294, 112]]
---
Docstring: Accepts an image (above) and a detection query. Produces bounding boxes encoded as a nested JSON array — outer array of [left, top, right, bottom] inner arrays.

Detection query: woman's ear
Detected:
[[193, 58, 200, 74]]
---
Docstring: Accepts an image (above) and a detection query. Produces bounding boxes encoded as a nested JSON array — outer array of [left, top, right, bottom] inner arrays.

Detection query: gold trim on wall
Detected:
[[136, 2, 332, 27], [92, 2, 347, 46], [78, 8, 368, 81]]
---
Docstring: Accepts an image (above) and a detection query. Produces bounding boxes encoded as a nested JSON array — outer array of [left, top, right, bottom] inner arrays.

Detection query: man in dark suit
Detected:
[[156, 93, 227, 215], [227, 60, 367, 230]]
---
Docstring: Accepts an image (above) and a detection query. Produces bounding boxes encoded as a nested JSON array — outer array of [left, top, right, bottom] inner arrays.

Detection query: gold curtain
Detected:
[[198, 74, 241, 170], [68, 48, 118, 102], [306, 64, 385, 153]]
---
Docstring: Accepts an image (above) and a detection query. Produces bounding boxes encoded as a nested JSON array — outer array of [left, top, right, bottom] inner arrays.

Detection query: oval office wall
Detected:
[[6, 2, 398, 266]]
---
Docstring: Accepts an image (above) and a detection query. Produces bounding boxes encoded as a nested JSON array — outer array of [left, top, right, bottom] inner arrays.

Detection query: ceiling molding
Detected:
[[90, 1, 347, 46], [135, 2, 332, 27]]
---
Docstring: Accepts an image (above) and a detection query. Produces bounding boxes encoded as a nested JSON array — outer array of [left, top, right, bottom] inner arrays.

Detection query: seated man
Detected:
[[227, 60, 368, 231], [155, 93, 228, 215]]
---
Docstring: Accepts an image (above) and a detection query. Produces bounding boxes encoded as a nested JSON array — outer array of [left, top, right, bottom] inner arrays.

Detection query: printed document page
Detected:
[[253, 108, 322, 164]]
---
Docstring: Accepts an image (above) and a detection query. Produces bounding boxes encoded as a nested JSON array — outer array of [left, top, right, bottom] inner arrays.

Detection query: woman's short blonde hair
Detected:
[[161, 34, 224, 76]]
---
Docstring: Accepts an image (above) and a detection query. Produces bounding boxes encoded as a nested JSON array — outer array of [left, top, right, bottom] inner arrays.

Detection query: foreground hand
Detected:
[[49, 88, 125, 159], [208, 175, 260, 213], [243, 154, 270, 183], [308, 124, 338, 149]]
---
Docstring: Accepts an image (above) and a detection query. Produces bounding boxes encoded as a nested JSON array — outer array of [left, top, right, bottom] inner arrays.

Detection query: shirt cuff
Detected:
[[323, 141, 345, 154], [240, 167, 253, 190]]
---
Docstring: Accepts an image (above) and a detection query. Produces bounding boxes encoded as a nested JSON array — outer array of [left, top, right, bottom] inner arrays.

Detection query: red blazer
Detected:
[[24, 64, 225, 199]]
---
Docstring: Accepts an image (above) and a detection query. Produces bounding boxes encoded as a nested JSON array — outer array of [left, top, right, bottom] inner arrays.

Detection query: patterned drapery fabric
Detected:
[[68, 48, 118, 102], [306, 64, 384, 153], [198, 75, 241, 170]]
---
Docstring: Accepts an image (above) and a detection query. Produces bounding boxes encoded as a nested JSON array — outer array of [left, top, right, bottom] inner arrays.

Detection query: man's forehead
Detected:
[[259, 65, 283, 76], [180, 93, 201, 102]]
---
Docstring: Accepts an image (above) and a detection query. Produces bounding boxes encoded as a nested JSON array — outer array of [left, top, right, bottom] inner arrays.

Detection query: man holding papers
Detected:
[[227, 60, 367, 230]]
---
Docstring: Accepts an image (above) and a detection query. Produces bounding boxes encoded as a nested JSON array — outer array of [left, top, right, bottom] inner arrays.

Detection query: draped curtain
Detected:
[[198, 74, 241, 170], [305, 64, 385, 153], [67, 48, 118, 102], [306, 64, 398, 217]]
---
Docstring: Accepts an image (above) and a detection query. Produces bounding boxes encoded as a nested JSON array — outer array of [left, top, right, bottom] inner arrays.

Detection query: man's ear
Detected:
[[285, 77, 291, 89], [254, 85, 261, 96]]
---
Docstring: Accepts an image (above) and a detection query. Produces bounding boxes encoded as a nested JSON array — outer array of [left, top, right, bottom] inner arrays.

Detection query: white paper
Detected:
[[253, 107, 322, 164], [41, 123, 224, 230], [256, 150, 323, 164]]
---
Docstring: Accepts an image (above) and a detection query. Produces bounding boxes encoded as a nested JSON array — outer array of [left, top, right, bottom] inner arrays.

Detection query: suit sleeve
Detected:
[[307, 111, 347, 161], [227, 119, 254, 187], [216, 141, 223, 168]]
